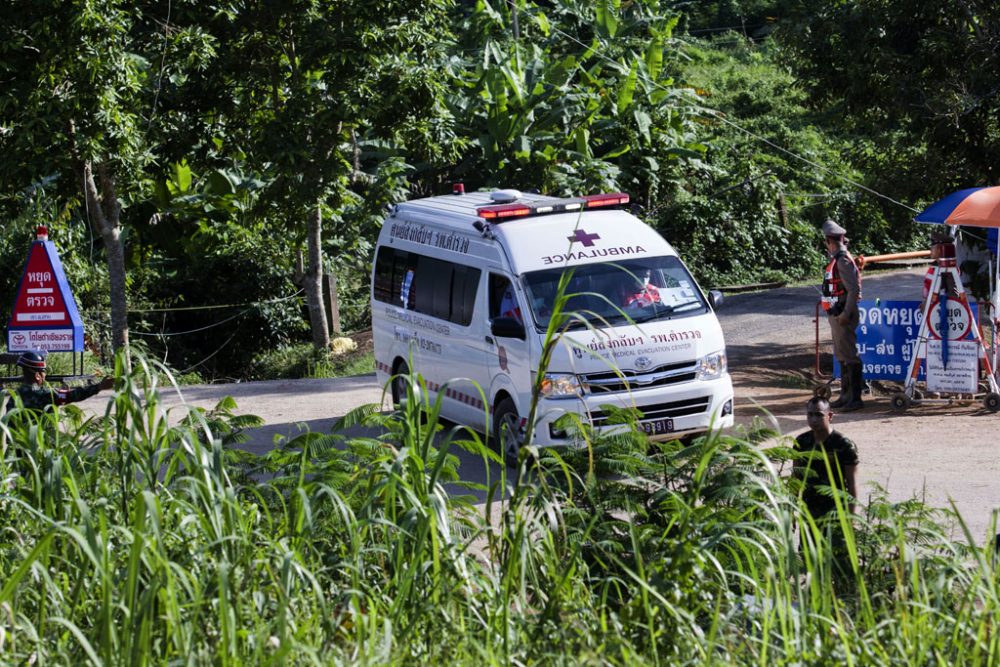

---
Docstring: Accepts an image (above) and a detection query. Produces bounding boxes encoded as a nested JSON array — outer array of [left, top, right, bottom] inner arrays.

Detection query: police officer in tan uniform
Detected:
[[821, 220, 864, 411]]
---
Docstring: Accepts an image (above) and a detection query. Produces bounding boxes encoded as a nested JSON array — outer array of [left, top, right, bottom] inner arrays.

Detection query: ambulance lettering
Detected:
[[541, 245, 648, 265], [390, 223, 471, 254]]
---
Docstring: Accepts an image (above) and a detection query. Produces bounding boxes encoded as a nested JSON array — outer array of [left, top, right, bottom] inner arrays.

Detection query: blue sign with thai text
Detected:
[[833, 299, 978, 381]]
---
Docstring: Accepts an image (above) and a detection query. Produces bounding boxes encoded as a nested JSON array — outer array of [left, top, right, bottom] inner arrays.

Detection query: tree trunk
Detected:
[[324, 272, 341, 334], [83, 161, 130, 357], [305, 205, 330, 349]]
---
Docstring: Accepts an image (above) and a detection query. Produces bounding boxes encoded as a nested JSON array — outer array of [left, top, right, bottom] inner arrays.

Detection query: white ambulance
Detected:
[[371, 187, 734, 465]]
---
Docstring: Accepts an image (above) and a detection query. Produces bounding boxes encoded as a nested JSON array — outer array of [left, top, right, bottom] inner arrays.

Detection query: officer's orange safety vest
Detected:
[[821, 251, 861, 312]]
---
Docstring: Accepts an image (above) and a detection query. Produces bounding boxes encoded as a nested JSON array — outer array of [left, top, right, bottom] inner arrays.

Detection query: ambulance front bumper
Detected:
[[529, 373, 734, 447]]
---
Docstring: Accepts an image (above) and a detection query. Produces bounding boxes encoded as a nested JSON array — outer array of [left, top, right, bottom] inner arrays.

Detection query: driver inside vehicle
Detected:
[[623, 269, 661, 309]]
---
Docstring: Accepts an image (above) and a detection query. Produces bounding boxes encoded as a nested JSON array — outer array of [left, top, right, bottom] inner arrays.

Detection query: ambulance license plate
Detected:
[[640, 418, 674, 435]]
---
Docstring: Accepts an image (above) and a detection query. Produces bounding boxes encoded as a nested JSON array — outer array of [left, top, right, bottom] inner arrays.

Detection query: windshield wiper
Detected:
[[664, 299, 701, 312], [627, 311, 661, 324], [627, 300, 703, 324]]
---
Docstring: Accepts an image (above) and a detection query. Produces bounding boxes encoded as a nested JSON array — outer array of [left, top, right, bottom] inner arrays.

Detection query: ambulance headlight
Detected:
[[697, 350, 727, 380], [539, 373, 584, 398]]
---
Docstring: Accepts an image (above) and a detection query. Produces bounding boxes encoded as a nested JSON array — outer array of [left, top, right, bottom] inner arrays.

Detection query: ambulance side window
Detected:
[[372, 247, 395, 303], [450, 265, 480, 326], [374, 247, 418, 309], [373, 247, 479, 325], [415, 256, 451, 318]]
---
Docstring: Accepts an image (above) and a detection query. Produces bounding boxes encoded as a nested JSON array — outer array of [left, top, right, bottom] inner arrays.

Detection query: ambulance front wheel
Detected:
[[984, 393, 1000, 413], [493, 398, 522, 469], [890, 392, 910, 412]]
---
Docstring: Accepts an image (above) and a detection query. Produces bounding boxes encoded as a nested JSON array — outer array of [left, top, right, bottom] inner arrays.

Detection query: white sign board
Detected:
[[926, 339, 979, 393], [7, 328, 78, 352]]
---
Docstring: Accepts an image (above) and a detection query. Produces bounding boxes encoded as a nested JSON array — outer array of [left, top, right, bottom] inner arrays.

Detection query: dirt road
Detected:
[[721, 267, 999, 543], [79, 267, 1000, 542]]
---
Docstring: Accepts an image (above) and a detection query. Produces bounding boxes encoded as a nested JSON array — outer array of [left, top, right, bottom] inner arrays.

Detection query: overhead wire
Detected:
[[703, 112, 919, 213], [84, 290, 304, 338], [686, 23, 769, 35], [147, 0, 173, 134], [85, 308, 252, 338], [92, 289, 305, 315], [176, 327, 243, 374], [784, 197, 846, 214]]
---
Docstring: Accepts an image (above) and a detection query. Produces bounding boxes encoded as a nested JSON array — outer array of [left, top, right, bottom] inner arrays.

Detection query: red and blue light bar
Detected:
[[477, 203, 534, 220], [476, 192, 630, 221], [581, 192, 630, 208]]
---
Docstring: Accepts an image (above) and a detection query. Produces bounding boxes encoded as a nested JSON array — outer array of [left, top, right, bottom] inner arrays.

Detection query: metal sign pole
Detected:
[[897, 265, 939, 405], [995, 236, 1000, 380]]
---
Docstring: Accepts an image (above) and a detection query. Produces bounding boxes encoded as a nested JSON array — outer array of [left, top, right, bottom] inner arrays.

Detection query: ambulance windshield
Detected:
[[522, 256, 708, 329]]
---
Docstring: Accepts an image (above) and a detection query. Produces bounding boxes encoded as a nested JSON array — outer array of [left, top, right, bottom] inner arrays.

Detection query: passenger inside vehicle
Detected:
[[490, 275, 523, 323]]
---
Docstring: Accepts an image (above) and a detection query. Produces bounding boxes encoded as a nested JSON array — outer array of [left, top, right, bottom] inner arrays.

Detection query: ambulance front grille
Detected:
[[589, 396, 711, 428], [583, 360, 698, 394]]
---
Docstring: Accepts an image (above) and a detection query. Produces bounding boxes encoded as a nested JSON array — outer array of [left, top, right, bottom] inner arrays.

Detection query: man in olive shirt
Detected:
[[10, 351, 113, 411], [794, 394, 859, 519]]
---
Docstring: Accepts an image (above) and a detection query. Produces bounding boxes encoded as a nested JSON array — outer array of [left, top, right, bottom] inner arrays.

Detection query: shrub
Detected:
[[249, 341, 373, 380], [2, 352, 998, 664]]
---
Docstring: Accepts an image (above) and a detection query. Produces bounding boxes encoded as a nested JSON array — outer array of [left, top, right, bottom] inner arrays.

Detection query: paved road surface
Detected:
[[77, 267, 1000, 542], [123, 267, 926, 432], [720, 266, 924, 363]]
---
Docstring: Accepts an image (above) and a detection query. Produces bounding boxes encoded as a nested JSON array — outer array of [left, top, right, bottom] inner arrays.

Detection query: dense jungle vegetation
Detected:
[[1, 0, 998, 380], [3, 356, 1000, 664], [5, 3, 1000, 664]]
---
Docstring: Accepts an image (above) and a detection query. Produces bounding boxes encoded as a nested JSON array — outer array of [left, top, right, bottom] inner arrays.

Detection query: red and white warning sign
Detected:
[[927, 297, 974, 340], [12, 253, 72, 324], [6, 227, 84, 352]]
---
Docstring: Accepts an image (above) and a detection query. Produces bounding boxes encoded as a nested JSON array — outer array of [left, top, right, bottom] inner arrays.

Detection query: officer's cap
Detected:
[[822, 219, 847, 237]]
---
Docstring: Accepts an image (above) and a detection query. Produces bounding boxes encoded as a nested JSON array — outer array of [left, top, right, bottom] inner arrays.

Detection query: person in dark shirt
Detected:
[[794, 394, 859, 519], [793, 393, 860, 588], [9, 351, 113, 412]]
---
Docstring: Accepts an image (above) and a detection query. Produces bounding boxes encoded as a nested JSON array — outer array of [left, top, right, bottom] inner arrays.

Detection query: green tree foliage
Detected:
[[673, 0, 780, 37], [0, 0, 219, 354], [196, 0, 456, 349], [448, 2, 876, 287], [133, 161, 304, 377], [452, 0, 705, 200], [654, 38, 866, 285], [5, 0, 992, 377], [0, 1, 456, 375], [772, 0, 1000, 295], [779, 0, 1000, 208]]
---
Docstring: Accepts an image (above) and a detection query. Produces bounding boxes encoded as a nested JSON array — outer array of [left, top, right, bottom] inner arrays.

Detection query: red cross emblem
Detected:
[[567, 229, 601, 247]]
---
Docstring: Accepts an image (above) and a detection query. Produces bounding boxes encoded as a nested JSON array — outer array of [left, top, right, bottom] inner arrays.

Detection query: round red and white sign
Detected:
[[927, 298, 974, 340]]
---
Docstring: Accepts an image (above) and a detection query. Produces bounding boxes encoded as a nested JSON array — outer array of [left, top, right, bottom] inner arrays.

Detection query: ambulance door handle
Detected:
[[485, 336, 494, 346]]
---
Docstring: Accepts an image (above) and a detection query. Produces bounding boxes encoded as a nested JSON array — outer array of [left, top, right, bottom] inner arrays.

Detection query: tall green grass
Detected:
[[2, 352, 999, 665]]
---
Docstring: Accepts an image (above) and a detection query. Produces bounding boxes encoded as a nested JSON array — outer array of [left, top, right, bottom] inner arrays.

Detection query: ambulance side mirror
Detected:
[[708, 290, 724, 310], [491, 317, 526, 340]]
